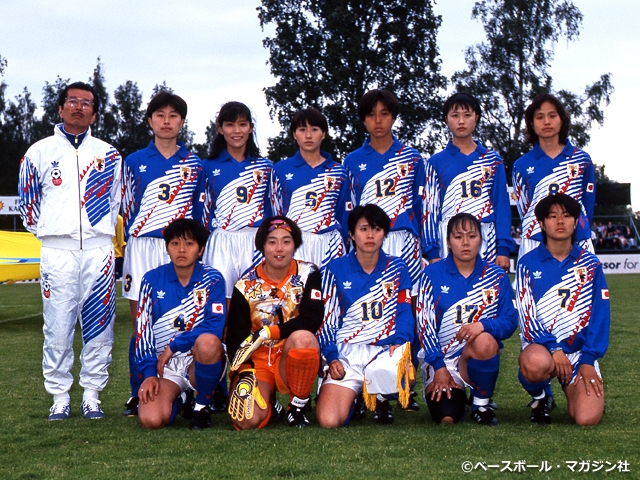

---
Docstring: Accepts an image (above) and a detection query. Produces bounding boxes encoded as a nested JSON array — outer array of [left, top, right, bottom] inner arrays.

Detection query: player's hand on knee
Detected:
[[552, 350, 572, 386], [230, 327, 273, 371], [139, 377, 160, 404], [577, 364, 603, 397], [328, 360, 345, 380], [156, 346, 174, 378], [229, 369, 267, 421], [429, 367, 459, 402]]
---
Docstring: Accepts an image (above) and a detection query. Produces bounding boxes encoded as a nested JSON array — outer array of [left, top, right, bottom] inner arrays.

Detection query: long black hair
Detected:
[[209, 101, 260, 159]]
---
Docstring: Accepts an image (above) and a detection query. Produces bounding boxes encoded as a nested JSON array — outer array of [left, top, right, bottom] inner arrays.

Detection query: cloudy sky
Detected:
[[1, 0, 638, 208]]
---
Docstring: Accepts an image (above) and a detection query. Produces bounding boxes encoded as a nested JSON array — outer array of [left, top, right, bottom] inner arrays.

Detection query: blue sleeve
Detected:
[[336, 171, 352, 244], [582, 158, 596, 226], [580, 263, 610, 366], [270, 166, 283, 216], [169, 274, 227, 353], [262, 165, 274, 220], [412, 154, 428, 253], [393, 264, 415, 344], [480, 271, 518, 341], [318, 267, 340, 364], [190, 163, 205, 226], [491, 159, 516, 256], [423, 159, 442, 260], [416, 268, 445, 371], [135, 276, 158, 379]]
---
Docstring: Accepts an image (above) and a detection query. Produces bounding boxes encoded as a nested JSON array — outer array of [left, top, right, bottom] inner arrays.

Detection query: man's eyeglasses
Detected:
[[65, 97, 94, 110]]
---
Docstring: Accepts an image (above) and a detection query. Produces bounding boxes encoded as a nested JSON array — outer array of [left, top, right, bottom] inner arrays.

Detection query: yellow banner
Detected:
[[0, 231, 41, 283]]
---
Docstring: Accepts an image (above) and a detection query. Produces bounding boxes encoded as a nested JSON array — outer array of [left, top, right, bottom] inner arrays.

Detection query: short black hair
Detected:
[[534, 193, 581, 244], [348, 204, 390, 236], [358, 89, 400, 120], [58, 82, 99, 114], [446, 213, 481, 241], [254, 216, 303, 254], [289, 108, 328, 136], [163, 218, 209, 249], [147, 91, 188, 119], [442, 92, 482, 122], [524, 94, 571, 145]]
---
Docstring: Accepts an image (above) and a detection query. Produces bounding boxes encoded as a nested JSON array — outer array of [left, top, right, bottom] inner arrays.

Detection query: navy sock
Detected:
[[544, 383, 553, 398], [218, 371, 229, 397], [128, 335, 143, 397], [518, 369, 550, 398], [168, 397, 181, 425], [195, 360, 223, 406], [467, 355, 500, 406]]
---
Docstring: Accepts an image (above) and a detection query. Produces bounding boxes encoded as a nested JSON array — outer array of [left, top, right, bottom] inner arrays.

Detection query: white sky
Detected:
[[1, 0, 638, 209]]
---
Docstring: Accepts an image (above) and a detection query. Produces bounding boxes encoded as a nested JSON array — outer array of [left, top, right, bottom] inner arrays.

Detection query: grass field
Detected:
[[0, 276, 638, 479]]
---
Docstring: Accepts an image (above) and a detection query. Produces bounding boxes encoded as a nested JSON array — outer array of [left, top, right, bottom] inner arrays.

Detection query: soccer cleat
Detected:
[[471, 407, 498, 426], [373, 400, 394, 424], [402, 391, 420, 411], [81, 399, 105, 419], [210, 384, 229, 414], [48, 401, 71, 421], [530, 397, 552, 424], [122, 396, 139, 416], [469, 395, 498, 410], [190, 407, 212, 430], [352, 393, 366, 420], [179, 389, 195, 420], [271, 399, 284, 422], [287, 403, 310, 428]]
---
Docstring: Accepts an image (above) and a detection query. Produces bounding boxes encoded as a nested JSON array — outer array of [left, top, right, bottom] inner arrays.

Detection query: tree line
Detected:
[[0, 0, 614, 197]]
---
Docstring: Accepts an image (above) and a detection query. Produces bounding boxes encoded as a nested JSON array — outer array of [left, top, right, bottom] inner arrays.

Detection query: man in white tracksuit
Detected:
[[18, 81, 122, 421]]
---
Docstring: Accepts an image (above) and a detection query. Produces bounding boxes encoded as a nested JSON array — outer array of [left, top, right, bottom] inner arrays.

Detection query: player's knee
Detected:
[[573, 410, 603, 426], [139, 410, 167, 430], [465, 333, 499, 359], [317, 413, 344, 429], [192, 333, 223, 363], [285, 330, 319, 350]]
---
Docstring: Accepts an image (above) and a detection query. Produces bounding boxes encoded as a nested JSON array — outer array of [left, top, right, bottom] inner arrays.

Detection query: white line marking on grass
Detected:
[[0, 312, 43, 324]]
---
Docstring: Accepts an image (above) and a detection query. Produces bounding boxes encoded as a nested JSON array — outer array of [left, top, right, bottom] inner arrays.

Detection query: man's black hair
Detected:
[[58, 81, 99, 114]]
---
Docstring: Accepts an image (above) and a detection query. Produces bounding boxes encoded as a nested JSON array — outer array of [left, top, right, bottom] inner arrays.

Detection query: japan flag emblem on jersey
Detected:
[[567, 164, 580, 179], [211, 303, 224, 314], [482, 288, 496, 305], [601, 289, 609, 300], [180, 166, 192, 181], [94, 156, 105, 173], [482, 166, 492, 180], [193, 289, 207, 307], [382, 281, 395, 300], [574, 267, 589, 285], [253, 170, 264, 184]]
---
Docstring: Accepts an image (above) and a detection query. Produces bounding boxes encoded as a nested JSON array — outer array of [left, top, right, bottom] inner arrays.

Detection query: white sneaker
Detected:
[[48, 401, 71, 421], [81, 399, 105, 419]]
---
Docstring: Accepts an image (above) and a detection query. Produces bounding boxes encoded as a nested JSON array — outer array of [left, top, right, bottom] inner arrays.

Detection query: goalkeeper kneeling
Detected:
[[226, 217, 324, 429]]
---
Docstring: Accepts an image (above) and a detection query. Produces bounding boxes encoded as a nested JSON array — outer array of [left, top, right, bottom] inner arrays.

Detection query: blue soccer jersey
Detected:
[[424, 141, 515, 261], [344, 138, 427, 243], [134, 262, 226, 379], [515, 244, 609, 365], [512, 141, 596, 244], [271, 151, 351, 241], [122, 141, 203, 240], [417, 255, 518, 371], [201, 150, 273, 231], [318, 251, 414, 365]]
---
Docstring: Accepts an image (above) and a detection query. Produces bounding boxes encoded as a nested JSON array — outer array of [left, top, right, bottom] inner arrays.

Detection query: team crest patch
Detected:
[[290, 286, 304, 304], [94, 156, 105, 173], [396, 163, 408, 177], [482, 288, 496, 305], [180, 166, 192, 181], [41, 273, 51, 299], [567, 164, 580, 179], [51, 161, 62, 186], [253, 169, 264, 184], [324, 176, 336, 191], [382, 281, 395, 300], [481, 166, 492, 180], [574, 267, 588, 284], [193, 288, 207, 307]]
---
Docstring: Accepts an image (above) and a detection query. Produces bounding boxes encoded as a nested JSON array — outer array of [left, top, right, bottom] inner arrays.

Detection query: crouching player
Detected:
[[135, 219, 226, 430], [517, 194, 609, 425], [316, 205, 415, 427], [226, 216, 323, 429], [417, 213, 518, 426]]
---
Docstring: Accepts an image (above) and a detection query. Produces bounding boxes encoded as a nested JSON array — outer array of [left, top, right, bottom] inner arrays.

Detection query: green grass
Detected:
[[0, 276, 638, 479]]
